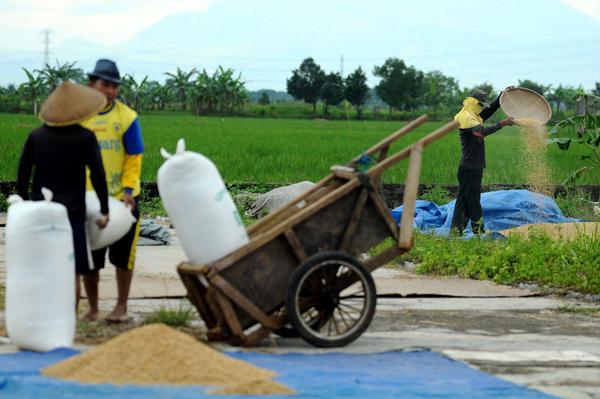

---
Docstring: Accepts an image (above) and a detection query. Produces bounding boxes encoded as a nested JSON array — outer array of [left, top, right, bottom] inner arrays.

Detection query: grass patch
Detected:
[[1, 113, 599, 185], [555, 186, 599, 221], [556, 306, 599, 315], [144, 301, 194, 328], [400, 229, 600, 294], [138, 189, 168, 218]]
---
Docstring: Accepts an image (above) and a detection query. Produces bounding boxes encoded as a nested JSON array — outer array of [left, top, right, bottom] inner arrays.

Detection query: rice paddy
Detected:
[[0, 113, 594, 185]]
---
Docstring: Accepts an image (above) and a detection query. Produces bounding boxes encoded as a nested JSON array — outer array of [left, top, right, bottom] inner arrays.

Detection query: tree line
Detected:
[[0, 61, 249, 116], [1, 58, 595, 121], [286, 57, 591, 121]]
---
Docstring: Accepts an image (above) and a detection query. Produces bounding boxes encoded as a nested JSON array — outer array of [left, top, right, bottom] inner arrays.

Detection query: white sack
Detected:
[[5, 188, 75, 352], [85, 192, 136, 251], [158, 139, 249, 265]]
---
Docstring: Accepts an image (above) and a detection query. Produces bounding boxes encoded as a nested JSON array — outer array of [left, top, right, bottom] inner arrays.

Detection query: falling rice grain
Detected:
[[515, 118, 555, 222], [499, 222, 600, 241]]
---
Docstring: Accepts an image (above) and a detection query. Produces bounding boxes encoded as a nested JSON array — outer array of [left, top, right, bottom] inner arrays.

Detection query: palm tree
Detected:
[[187, 73, 208, 116], [22, 68, 46, 115], [36, 60, 83, 92], [123, 74, 149, 112], [200, 69, 220, 113], [164, 67, 197, 111], [145, 81, 163, 111], [549, 84, 574, 118]]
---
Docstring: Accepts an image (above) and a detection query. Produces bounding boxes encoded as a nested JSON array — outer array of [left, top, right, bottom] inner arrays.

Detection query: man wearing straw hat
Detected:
[[450, 87, 516, 235], [79, 59, 144, 323], [17, 81, 110, 308]]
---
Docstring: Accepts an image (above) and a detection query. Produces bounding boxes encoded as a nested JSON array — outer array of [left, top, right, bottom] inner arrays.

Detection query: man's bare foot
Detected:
[[79, 309, 100, 322], [105, 305, 128, 323]]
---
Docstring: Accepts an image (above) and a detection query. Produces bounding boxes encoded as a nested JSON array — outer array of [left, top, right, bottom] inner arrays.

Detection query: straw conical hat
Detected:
[[39, 81, 107, 126]]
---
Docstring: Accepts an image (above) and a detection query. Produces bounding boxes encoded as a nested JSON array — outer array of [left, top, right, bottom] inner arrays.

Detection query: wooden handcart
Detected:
[[178, 115, 459, 347]]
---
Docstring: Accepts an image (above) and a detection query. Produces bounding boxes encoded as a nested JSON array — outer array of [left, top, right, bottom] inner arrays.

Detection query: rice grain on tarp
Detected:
[[210, 378, 297, 395], [498, 222, 600, 241], [42, 324, 295, 395]]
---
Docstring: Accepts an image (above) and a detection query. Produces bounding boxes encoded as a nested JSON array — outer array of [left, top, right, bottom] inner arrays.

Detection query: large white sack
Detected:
[[158, 139, 249, 265], [5, 188, 76, 352], [85, 192, 136, 251]]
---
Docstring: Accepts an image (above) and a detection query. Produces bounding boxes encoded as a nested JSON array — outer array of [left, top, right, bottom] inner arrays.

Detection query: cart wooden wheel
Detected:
[[285, 251, 377, 347]]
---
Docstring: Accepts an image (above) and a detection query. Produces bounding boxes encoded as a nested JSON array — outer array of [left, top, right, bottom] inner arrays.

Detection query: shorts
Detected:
[[70, 218, 93, 275], [89, 196, 140, 273]]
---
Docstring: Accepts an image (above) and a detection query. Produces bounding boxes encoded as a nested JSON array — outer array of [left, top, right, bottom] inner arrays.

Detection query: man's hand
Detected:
[[123, 192, 135, 210], [505, 86, 516, 91], [502, 117, 516, 126], [97, 214, 110, 229]]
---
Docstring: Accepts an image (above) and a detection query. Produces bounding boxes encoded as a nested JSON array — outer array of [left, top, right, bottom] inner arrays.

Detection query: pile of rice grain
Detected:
[[42, 323, 295, 395], [499, 222, 600, 241], [516, 118, 554, 199]]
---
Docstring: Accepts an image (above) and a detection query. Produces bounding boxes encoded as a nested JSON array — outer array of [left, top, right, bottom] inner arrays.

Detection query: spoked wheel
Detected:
[[285, 251, 377, 348]]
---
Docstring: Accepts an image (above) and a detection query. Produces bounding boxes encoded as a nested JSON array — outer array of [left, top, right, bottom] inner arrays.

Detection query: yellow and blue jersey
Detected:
[[82, 101, 144, 199]]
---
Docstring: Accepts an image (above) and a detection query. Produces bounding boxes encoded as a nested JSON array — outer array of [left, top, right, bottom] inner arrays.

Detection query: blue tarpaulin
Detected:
[[391, 189, 581, 236], [0, 348, 557, 398]]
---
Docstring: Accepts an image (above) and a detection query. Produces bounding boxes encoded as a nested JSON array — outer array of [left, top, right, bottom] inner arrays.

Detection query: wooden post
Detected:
[[372, 145, 389, 192], [398, 143, 423, 250]]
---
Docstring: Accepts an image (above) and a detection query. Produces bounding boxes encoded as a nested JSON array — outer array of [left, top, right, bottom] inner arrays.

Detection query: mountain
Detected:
[[1, 0, 599, 91]]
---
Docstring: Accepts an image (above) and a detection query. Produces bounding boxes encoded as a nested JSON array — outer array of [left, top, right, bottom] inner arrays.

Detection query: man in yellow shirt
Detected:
[[79, 59, 144, 322]]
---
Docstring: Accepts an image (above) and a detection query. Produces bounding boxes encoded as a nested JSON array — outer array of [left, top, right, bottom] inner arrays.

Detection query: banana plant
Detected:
[[164, 68, 197, 111], [123, 74, 148, 112], [22, 68, 46, 115], [546, 89, 600, 185], [35, 60, 82, 92]]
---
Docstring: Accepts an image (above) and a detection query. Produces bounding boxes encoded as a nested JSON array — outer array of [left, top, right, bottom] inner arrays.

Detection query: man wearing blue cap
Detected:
[[79, 59, 144, 323]]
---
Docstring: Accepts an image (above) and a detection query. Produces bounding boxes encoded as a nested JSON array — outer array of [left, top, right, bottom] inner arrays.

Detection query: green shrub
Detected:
[[0, 192, 7, 213], [145, 301, 194, 328], [421, 184, 453, 205]]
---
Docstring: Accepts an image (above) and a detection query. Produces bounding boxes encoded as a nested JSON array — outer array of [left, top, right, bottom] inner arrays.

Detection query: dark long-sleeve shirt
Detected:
[[458, 95, 503, 170], [17, 124, 109, 221]]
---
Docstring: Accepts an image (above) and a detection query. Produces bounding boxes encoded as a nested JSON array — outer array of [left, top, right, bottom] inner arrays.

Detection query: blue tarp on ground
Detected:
[[391, 189, 581, 236], [0, 348, 557, 398]]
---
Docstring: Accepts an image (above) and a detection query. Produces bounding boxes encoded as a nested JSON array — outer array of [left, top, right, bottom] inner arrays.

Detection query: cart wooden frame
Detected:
[[177, 115, 459, 347]]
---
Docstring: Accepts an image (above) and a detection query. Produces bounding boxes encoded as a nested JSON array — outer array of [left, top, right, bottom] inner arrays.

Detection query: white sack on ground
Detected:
[[5, 188, 76, 352], [249, 181, 316, 218], [158, 139, 249, 266], [86, 192, 136, 251]]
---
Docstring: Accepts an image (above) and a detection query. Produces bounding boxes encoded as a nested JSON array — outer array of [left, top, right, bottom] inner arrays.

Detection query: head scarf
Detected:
[[454, 97, 484, 129]]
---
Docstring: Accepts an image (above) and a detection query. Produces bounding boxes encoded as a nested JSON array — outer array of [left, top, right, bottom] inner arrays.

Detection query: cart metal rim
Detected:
[[294, 259, 373, 342]]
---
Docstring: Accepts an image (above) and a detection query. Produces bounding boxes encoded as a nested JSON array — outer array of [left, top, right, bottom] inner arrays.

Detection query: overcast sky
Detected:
[[0, 0, 598, 50]]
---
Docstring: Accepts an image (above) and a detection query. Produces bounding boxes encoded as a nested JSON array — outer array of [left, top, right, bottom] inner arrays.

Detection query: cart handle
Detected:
[[345, 114, 429, 167], [366, 120, 459, 178], [365, 119, 459, 249]]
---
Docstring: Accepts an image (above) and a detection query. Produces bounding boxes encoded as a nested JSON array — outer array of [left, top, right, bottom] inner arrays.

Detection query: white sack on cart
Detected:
[[158, 139, 249, 266]]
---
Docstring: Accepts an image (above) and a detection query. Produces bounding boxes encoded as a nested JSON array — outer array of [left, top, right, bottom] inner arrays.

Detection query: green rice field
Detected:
[[0, 113, 596, 185]]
